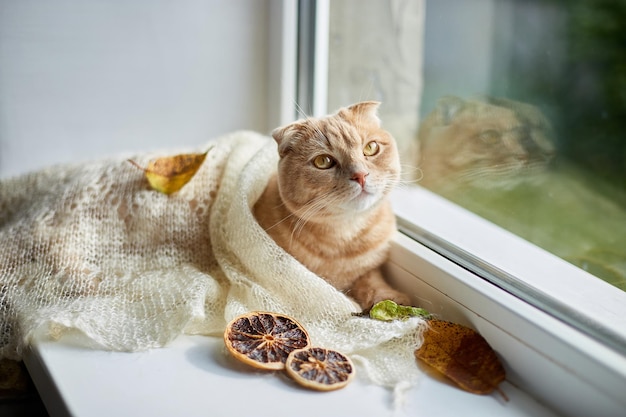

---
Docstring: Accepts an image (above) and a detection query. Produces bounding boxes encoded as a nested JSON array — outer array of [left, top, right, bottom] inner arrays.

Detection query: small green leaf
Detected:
[[369, 300, 431, 321]]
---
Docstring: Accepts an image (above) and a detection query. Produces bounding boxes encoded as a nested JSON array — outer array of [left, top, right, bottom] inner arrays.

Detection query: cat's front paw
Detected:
[[375, 290, 412, 308], [352, 286, 412, 310], [350, 269, 413, 310]]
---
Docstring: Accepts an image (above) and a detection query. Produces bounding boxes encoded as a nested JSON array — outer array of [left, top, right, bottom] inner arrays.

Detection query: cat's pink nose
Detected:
[[351, 171, 369, 188]]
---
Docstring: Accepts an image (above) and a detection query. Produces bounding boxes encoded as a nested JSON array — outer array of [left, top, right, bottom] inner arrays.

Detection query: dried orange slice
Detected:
[[224, 312, 310, 370], [285, 347, 355, 391]]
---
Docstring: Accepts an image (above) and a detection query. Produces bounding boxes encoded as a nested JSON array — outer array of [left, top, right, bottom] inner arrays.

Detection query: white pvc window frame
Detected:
[[288, 2, 626, 416], [389, 188, 626, 417], [267, 0, 329, 127]]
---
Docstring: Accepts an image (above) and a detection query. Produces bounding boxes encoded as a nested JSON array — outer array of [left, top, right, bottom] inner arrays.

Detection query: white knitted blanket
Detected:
[[0, 130, 424, 389]]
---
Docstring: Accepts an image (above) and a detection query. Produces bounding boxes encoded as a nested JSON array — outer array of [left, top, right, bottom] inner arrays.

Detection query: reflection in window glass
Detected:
[[328, 0, 626, 291]]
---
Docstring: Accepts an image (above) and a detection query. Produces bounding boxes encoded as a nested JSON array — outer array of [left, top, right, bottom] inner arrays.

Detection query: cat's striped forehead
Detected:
[[308, 116, 364, 150], [272, 101, 390, 158]]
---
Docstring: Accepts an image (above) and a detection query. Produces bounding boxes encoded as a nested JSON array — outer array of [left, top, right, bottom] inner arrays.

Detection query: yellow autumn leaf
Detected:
[[128, 151, 208, 194]]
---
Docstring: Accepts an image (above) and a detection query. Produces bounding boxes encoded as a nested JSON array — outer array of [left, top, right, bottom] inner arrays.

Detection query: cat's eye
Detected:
[[363, 141, 380, 156], [313, 154, 335, 169]]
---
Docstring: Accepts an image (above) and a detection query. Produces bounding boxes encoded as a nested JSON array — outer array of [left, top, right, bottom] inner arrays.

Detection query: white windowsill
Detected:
[[24, 332, 554, 417]]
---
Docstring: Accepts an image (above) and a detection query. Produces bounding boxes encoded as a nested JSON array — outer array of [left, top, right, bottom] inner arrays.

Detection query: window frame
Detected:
[[388, 189, 626, 417], [290, 2, 626, 416], [392, 187, 626, 354]]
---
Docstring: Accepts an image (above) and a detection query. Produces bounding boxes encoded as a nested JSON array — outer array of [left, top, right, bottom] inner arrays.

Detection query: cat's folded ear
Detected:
[[271, 123, 299, 157], [340, 101, 382, 126]]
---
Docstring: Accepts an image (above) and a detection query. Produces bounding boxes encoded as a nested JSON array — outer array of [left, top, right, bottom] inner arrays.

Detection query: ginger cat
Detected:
[[254, 101, 411, 309]]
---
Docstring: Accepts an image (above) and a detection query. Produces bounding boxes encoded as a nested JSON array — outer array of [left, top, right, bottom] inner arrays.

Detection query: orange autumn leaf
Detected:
[[415, 319, 508, 400], [128, 151, 208, 194]]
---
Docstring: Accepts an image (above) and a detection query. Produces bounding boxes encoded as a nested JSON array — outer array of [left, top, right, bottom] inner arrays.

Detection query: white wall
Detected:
[[0, 0, 271, 178]]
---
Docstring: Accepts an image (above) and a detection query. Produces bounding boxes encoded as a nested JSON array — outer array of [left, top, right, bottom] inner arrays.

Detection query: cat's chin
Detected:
[[339, 190, 382, 213]]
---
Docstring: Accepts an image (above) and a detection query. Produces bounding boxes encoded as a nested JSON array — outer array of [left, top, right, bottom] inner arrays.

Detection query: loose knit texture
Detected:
[[0, 130, 426, 389]]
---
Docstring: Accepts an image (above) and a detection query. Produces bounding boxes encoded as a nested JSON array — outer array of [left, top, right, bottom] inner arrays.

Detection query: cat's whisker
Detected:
[[293, 101, 310, 120], [388, 178, 417, 191], [374, 171, 413, 191], [289, 195, 334, 244], [258, 199, 298, 233], [264, 210, 297, 233], [297, 192, 345, 223], [400, 164, 424, 183], [310, 119, 331, 147], [287, 197, 324, 237], [291, 102, 332, 149], [270, 194, 352, 240], [386, 172, 421, 189], [292, 192, 336, 227]]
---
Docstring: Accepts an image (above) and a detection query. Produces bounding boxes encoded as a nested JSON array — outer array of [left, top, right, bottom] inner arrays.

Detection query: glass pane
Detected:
[[327, 0, 626, 292]]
